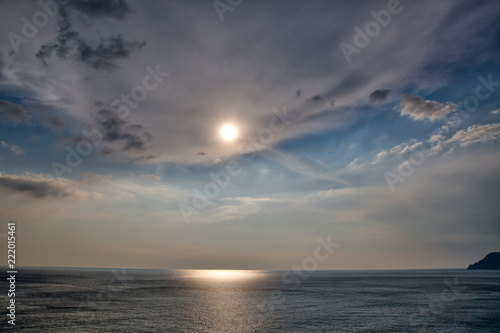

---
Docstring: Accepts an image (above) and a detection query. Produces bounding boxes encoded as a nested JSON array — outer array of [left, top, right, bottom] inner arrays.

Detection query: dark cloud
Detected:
[[24, 102, 67, 130], [0, 173, 86, 199], [101, 146, 113, 155], [0, 100, 30, 124], [96, 108, 152, 151], [36, 6, 145, 71], [126, 124, 144, 131], [133, 154, 160, 162], [307, 95, 322, 103], [369, 89, 392, 103], [47, 116, 66, 129], [77, 35, 146, 70], [67, 0, 132, 20], [0, 100, 66, 130]]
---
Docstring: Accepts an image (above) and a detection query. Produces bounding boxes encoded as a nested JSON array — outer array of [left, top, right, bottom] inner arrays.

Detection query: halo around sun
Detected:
[[220, 124, 237, 141]]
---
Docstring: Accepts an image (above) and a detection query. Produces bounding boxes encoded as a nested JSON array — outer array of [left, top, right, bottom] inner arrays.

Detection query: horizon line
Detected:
[[3, 265, 470, 271]]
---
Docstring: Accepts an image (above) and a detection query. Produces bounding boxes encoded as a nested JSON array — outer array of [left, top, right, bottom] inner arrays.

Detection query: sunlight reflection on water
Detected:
[[176, 270, 270, 332], [183, 269, 265, 281]]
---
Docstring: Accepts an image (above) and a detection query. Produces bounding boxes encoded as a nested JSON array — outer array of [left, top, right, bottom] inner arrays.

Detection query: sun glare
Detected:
[[220, 124, 237, 141], [185, 269, 261, 281], [204, 270, 244, 279]]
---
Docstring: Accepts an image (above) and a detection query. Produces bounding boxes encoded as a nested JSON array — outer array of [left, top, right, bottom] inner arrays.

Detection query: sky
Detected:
[[0, 0, 499, 270]]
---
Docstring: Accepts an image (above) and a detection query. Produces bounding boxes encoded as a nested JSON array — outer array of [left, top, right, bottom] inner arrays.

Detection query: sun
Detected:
[[220, 124, 238, 141]]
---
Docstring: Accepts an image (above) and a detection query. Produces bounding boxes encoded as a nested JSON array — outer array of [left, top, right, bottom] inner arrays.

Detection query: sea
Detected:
[[3, 268, 500, 332]]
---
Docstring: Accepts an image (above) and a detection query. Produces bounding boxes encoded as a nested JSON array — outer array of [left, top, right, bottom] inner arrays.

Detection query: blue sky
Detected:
[[0, 0, 499, 269]]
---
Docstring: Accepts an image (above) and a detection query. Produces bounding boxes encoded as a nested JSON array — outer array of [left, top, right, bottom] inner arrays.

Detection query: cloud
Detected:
[[46, 116, 66, 129], [77, 35, 146, 71], [399, 95, 457, 121], [0, 100, 67, 131], [351, 138, 431, 171], [352, 121, 500, 175], [0, 173, 89, 200], [133, 154, 161, 162], [0, 100, 30, 124], [23, 102, 68, 131], [142, 174, 161, 182], [66, 0, 132, 20], [90, 108, 152, 152], [307, 95, 322, 104], [0, 52, 4, 80], [446, 123, 500, 147], [369, 89, 392, 103], [2, 0, 499, 166], [262, 148, 352, 186], [36, 6, 145, 71], [0, 141, 25, 156]]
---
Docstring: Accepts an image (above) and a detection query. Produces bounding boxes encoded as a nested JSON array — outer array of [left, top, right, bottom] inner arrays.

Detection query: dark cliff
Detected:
[[467, 252, 500, 269]]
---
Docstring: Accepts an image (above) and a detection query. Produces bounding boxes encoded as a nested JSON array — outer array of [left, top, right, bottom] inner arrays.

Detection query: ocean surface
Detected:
[[3, 268, 500, 332]]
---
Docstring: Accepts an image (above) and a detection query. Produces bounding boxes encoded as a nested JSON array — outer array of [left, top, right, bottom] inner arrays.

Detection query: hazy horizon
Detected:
[[1, 0, 499, 271], [8, 266, 482, 271]]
